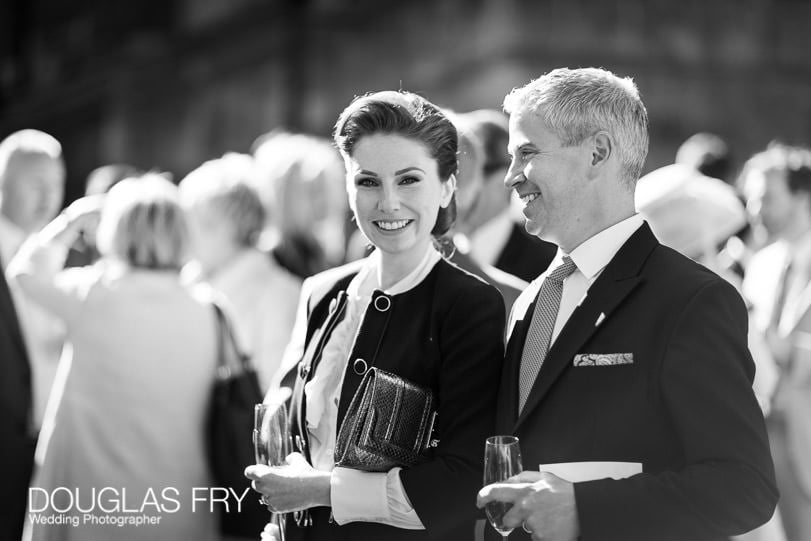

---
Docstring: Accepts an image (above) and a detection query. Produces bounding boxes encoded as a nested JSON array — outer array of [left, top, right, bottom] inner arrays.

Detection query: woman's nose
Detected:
[[378, 185, 400, 212]]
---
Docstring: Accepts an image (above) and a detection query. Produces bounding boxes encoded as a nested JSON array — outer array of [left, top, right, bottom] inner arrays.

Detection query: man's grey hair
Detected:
[[503, 67, 649, 187]]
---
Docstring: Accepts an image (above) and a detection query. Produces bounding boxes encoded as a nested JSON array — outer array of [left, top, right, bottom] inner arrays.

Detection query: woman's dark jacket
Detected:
[[285, 257, 506, 541]]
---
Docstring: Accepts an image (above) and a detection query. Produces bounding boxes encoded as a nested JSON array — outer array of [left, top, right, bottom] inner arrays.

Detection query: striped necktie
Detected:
[[518, 256, 578, 412]]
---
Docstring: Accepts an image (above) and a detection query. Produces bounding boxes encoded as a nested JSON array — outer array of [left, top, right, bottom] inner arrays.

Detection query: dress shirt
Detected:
[[306, 244, 441, 529], [510, 214, 644, 344]]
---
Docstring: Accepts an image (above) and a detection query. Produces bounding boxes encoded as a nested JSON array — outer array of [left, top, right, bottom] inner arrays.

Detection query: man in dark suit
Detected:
[[477, 68, 777, 540], [0, 252, 34, 539]]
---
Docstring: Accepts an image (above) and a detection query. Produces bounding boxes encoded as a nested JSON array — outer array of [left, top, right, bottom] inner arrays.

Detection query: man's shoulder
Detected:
[[641, 244, 742, 307]]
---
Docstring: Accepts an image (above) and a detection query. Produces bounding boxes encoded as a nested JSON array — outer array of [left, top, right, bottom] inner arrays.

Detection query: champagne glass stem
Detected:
[[272, 512, 286, 541]]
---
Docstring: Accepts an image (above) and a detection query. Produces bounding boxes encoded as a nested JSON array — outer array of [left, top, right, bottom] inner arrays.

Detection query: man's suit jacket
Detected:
[[493, 224, 777, 541], [0, 259, 35, 539], [494, 222, 557, 283]]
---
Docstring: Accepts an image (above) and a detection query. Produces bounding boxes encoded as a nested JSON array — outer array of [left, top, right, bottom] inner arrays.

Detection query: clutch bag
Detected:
[[334, 367, 437, 472]]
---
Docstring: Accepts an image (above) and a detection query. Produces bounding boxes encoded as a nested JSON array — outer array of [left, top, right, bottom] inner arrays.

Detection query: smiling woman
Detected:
[[246, 91, 506, 541]]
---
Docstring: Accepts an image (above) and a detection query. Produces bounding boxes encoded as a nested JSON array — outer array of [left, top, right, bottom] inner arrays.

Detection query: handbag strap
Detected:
[[212, 302, 252, 378]]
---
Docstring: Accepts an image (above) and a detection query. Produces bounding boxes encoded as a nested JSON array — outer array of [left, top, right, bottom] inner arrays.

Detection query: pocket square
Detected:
[[573, 353, 634, 366]]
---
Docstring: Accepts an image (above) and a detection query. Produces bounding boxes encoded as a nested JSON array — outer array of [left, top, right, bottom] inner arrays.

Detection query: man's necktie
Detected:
[[518, 256, 578, 412]]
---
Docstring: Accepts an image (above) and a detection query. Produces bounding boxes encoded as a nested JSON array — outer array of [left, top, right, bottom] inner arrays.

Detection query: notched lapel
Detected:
[[513, 276, 642, 431], [512, 223, 658, 432]]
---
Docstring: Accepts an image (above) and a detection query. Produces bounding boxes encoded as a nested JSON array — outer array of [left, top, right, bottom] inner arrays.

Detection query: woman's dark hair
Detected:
[[333, 90, 457, 237]]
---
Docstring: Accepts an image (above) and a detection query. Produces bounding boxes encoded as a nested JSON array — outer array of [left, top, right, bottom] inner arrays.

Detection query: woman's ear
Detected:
[[440, 174, 456, 208]]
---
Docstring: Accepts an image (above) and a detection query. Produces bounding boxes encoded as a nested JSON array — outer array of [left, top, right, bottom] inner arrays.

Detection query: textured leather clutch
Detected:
[[334, 367, 437, 472]]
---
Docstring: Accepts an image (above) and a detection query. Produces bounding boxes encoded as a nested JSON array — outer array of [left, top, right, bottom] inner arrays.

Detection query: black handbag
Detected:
[[206, 303, 268, 536], [334, 367, 438, 472]]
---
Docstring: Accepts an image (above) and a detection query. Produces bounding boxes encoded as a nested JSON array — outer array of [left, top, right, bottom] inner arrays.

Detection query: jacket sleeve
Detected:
[[574, 278, 778, 540], [399, 281, 506, 535]]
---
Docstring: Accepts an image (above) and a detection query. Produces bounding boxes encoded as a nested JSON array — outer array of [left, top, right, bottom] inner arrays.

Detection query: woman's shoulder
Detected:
[[432, 258, 504, 307], [434, 257, 500, 293]]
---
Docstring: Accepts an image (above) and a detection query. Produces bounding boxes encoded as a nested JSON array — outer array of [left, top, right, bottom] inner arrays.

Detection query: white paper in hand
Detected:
[[539, 461, 642, 482]]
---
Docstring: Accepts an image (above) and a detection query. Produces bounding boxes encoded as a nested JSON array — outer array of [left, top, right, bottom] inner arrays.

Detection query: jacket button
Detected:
[[374, 295, 391, 312], [353, 358, 368, 375]]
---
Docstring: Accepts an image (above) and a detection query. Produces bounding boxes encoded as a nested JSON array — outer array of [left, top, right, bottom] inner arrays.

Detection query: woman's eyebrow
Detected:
[[395, 167, 425, 175]]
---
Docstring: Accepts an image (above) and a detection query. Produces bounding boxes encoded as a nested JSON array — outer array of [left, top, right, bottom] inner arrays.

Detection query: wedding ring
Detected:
[[522, 521, 532, 533]]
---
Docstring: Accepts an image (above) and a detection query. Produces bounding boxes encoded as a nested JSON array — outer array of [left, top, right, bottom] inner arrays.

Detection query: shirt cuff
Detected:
[[330, 467, 424, 529], [331, 467, 389, 524]]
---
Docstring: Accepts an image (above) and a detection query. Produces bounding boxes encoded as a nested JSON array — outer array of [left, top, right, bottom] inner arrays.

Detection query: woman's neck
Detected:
[[376, 241, 432, 290]]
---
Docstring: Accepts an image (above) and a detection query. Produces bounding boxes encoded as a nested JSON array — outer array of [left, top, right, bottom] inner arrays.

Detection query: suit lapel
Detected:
[[512, 223, 659, 433]]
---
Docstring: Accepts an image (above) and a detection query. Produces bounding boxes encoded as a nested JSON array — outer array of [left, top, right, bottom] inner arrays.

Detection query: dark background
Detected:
[[1, 0, 810, 205]]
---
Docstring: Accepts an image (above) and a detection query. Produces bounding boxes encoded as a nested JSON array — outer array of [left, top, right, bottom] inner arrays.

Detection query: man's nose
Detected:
[[503, 159, 525, 189]]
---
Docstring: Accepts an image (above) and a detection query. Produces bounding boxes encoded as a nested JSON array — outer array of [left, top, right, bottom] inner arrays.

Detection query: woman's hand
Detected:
[[244, 452, 331, 513], [41, 195, 105, 246], [260, 521, 281, 541]]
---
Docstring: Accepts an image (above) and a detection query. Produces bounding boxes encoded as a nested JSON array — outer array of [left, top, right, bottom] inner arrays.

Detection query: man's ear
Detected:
[[591, 132, 612, 168]]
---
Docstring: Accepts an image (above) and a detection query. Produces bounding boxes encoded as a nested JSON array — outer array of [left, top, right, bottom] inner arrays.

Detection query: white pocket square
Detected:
[[573, 353, 634, 366]]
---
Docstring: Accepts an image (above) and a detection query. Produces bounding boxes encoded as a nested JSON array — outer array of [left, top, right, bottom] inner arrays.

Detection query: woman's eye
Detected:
[[399, 176, 420, 185], [357, 177, 377, 187]]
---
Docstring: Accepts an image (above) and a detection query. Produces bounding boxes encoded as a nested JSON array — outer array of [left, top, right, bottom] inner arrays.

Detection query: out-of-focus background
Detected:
[[2, 0, 810, 202]]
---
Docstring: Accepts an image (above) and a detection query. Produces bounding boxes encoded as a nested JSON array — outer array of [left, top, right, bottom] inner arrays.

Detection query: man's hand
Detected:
[[477, 471, 579, 541], [244, 452, 331, 513]]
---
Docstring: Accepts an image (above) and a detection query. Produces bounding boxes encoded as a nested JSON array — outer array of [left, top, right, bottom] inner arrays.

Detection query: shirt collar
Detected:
[[352, 243, 442, 298], [563, 214, 645, 281]]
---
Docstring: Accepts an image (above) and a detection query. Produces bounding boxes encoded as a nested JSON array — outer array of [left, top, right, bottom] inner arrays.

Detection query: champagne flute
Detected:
[[483, 435, 523, 538], [254, 399, 292, 541]]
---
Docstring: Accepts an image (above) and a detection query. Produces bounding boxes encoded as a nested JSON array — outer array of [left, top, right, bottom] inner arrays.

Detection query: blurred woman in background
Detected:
[[252, 132, 349, 279], [10, 174, 220, 541], [180, 153, 301, 391]]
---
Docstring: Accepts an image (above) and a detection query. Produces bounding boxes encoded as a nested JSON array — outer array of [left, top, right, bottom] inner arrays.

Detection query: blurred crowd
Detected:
[[1, 105, 810, 541]]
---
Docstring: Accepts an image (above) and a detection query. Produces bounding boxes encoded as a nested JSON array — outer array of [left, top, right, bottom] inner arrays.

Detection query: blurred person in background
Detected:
[[676, 132, 734, 185], [0, 133, 43, 541], [0, 129, 67, 438], [741, 144, 811, 541], [10, 174, 220, 541], [180, 153, 300, 391], [64, 163, 140, 268], [457, 109, 556, 282], [252, 132, 348, 279], [247, 90, 504, 541], [446, 111, 527, 315]]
